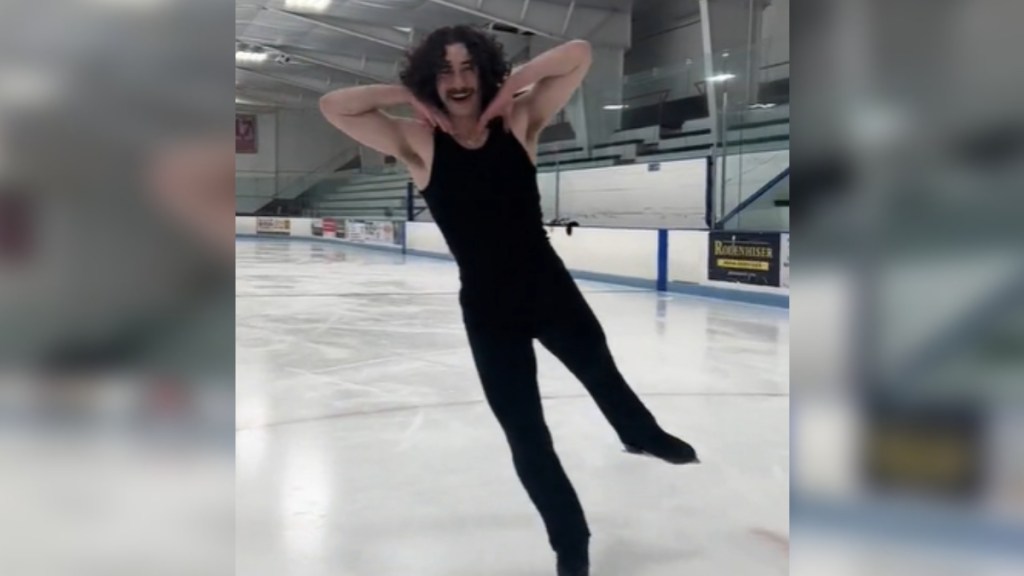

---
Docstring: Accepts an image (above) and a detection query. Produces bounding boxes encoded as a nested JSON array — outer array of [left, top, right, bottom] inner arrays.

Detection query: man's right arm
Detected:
[[319, 85, 426, 165]]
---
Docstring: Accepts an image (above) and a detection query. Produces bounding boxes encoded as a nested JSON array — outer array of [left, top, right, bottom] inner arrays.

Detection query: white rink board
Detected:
[[237, 218, 789, 298], [667, 230, 710, 284], [548, 227, 659, 281], [406, 221, 450, 256]]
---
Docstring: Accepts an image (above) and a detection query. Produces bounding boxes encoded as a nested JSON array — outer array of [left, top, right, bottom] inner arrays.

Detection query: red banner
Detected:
[[235, 114, 257, 154], [323, 218, 337, 238]]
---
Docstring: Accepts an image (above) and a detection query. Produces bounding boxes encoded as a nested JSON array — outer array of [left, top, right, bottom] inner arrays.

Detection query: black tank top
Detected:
[[419, 122, 566, 320]]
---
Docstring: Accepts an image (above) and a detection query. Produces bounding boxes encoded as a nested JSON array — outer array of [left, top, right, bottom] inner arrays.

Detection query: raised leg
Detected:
[[537, 280, 698, 464], [536, 282, 660, 444]]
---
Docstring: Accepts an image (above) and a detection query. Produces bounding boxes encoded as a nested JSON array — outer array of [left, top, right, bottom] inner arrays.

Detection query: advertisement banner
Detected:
[[346, 221, 365, 242], [707, 231, 781, 286], [322, 218, 337, 238], [780, 233, 790, 289], [256, 217, 290, 236], [235, 114, 257, 154], [363, 221, 394, 245], [864, 400, 983, 500], [332, 220, 402, 247]]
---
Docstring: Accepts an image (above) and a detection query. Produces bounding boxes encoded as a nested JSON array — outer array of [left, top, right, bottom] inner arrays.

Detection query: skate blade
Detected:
[[622, 446, 700, 465]]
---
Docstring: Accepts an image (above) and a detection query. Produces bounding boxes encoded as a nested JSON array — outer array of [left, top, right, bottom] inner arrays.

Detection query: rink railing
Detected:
[[236, 216, 789, 309]]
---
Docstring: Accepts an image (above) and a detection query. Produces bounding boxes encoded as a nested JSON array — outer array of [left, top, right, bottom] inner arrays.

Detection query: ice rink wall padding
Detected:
[[237, 217, 789, 308]]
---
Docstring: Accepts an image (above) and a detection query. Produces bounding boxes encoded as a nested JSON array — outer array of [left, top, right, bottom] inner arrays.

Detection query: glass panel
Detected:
[[719, 169, 789, 232], [304, 35, 791, 232], [711, 37, 790, 232]]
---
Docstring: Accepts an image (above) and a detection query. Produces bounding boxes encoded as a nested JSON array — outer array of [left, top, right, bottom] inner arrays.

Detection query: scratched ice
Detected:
[[236, 238, 789, 576]]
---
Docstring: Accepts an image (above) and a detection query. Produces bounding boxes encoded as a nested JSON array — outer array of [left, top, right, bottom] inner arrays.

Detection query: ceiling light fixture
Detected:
[[707, 73, 736, 83], [236, 51, 269, 64], [285, 0, 331, 11]]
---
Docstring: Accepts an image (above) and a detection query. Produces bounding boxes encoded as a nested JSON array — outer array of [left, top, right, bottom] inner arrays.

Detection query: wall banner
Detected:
[[707, 231, 781, 287], [780, 233, 790, 289], [322, 218, 337, 238], [256, 217, 290, 236], [235, 114, 257, 154]]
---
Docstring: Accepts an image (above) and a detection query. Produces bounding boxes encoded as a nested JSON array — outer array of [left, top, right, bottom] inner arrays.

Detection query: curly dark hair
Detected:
[[399, 25, 511, 113]]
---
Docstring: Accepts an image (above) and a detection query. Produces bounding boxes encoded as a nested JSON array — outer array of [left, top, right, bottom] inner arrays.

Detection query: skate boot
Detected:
[[556, 546, 589, 576], [624, 430, 699, 465]]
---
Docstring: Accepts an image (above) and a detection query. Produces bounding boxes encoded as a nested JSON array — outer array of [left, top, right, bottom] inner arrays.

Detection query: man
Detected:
[[320, 25, 698, 576]]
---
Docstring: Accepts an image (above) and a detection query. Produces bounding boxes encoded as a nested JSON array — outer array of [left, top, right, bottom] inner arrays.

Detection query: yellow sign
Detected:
[[868, 424, 976, 495], [717, 258, 769, 271]]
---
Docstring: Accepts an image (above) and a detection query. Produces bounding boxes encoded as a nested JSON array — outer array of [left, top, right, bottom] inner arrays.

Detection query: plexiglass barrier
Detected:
[[241, 39, 789, 232]]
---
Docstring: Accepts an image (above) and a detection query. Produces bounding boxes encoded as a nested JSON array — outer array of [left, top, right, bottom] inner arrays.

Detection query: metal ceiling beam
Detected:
[[237, 37, 395, 83], [235, 87, 316, 109], [236, 66, 332, 94], [427, 0, 560, 40], [286, 52, 393, 84], [266, 7, 410, 51], [561, 0, 576, 35], [425, 0, 631, 47], [236, 98, 280, 110]]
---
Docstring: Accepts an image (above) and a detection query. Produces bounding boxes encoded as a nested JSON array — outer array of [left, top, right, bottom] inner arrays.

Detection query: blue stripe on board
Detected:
[[666, 281, 789, 308], [236, 234, 403, 254], [656, 229, 669, 292], [404, 248, 454, 261], [793, 495, 1024, 558], [569, 270, 658, 291], [406, 248, 656, 290]]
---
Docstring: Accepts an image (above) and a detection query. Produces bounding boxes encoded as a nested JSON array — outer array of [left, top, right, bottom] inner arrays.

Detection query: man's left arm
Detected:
[[485, 40, 593, 141]]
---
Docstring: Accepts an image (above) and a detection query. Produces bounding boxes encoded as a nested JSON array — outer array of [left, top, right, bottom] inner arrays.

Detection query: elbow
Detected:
[[569, 39, 592, 63], [319, 92, 340, 117], [320, 89, 357, 119]]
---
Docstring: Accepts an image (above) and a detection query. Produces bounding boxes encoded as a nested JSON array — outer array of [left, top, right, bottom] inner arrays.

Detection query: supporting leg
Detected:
[[465, 323, 591, 554]]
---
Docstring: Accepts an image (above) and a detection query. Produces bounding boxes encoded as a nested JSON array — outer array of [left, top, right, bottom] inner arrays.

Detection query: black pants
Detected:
[[463, 271, 660, 554]]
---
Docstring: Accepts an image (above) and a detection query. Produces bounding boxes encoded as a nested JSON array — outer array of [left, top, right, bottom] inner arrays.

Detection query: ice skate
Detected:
[[624, 430, 700, 465]]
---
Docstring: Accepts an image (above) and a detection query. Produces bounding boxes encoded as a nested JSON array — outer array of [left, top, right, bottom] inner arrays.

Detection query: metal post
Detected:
[[406, 181, 414, 221], [747, 0, 757, 103], [561, 0, 576, 35], [554, 147, 561, 220], [719, 88, 728, 224], [698, 0, 722, 222]]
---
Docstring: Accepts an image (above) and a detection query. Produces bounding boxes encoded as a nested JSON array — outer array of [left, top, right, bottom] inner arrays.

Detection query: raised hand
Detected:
[[475, 84, 515, 138], [410, 97, 453, 134]]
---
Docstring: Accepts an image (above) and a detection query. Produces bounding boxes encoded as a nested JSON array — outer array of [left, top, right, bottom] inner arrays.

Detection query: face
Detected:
[[436, 43, 480, 118]]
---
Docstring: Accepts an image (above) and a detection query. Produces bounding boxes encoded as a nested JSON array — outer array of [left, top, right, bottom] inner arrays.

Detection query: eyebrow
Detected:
[[441, 59, 473, 69]]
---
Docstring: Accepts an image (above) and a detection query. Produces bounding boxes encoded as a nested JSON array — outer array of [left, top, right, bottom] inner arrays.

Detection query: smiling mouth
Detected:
[[448, 90, 473, 102]]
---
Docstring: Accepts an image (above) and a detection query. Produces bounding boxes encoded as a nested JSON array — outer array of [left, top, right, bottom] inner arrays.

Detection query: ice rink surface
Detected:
[[237, 238, 789, 576]]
